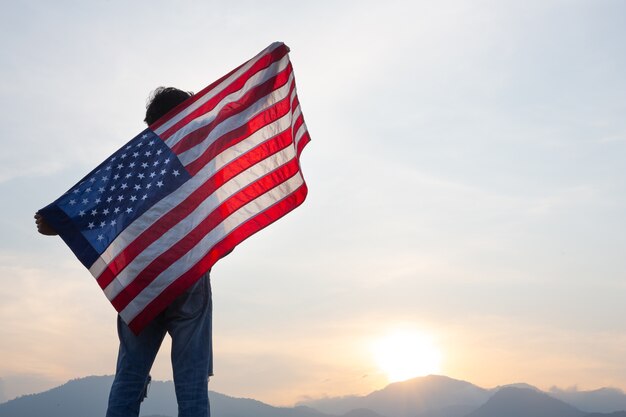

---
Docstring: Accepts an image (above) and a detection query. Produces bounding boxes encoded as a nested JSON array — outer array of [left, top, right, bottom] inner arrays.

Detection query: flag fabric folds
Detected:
[[39, 42, 310, 333]]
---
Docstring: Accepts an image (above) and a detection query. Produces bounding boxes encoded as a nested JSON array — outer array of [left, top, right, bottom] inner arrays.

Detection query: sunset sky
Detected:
[[1, 0, 625, 407]]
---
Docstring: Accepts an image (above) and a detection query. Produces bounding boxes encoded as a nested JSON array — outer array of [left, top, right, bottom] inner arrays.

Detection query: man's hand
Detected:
[[34, 213, 58, 236]]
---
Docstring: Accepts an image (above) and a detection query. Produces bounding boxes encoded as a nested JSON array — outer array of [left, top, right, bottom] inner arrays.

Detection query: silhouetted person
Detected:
[[35, 87, 214, 417]]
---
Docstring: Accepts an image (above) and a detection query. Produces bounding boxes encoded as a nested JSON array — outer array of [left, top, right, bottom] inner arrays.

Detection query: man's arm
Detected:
[[34, 213, 58, 236]]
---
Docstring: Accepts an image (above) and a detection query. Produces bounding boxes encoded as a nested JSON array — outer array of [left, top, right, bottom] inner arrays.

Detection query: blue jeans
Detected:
[[106, 272, 213, 417]]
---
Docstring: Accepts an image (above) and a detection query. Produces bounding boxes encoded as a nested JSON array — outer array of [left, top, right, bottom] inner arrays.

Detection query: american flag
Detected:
[[39, 42, 310, 333]]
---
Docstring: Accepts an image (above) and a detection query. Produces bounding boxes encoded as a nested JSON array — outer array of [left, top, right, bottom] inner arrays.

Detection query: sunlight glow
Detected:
[[372, 330, 442, 382]]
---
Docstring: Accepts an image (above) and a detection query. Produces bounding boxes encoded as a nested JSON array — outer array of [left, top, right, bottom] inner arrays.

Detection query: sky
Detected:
[[1, 0, 625, 407]]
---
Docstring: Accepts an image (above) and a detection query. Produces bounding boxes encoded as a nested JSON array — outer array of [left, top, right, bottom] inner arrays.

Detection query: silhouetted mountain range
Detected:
[[1, 375, 625, 417]]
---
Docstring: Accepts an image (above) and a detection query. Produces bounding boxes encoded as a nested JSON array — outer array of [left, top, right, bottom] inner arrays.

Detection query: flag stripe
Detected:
[[175, 71, 295, 167], [152, 42, 286, 135], [171, 62, 294, 158], [96, 110, 291, 288], [124, 176, 308, 330], [102, 142, 297, 299], [184, 85, 294, 177], [110, 157, 302, 311], [162, 48, 290, 148]]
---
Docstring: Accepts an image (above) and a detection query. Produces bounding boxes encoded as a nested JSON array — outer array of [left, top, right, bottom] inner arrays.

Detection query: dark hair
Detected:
[[144, 87, 193, 125]]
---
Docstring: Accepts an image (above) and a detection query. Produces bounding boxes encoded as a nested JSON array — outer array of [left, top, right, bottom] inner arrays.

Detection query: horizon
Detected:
[[1, 0, 625, 409]]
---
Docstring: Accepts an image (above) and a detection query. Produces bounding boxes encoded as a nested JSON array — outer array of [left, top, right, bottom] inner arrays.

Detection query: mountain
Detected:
[[549, 387, 626, 413], [0, 376, 331, 417], [298, 375, 490, 417], [1, 374, 626, 417], [465, 387, 584, 417]]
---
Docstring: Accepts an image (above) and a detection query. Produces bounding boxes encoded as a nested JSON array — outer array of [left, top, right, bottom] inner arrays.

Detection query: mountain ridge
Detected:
[[1, 374, 626, 417]]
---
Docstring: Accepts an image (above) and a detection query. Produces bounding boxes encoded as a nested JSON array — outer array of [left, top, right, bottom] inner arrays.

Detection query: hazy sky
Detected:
[[1, 0, 625, 407]]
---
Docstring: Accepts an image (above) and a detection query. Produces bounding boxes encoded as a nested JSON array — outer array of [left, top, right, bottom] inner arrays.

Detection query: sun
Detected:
[[372, 330, 442, 382]]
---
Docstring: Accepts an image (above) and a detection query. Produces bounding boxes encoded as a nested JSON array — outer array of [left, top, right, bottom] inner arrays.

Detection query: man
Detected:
[[35, 87, 214, 417]]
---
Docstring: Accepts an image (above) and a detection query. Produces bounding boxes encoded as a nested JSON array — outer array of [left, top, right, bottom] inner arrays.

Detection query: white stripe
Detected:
[[177, 73, 295, 167], [89, 113, 294, 277], [164, 54, 291, 149], [103, 145, 297, 300], [292, 104, 302, 122], [294, 123, 308, 150], [154, 42, 284, 136], [120, 172, 305, 323], [290, 86, 297, 103]]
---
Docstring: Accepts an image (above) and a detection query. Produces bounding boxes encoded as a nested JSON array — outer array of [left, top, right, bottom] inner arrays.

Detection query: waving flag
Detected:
[[39, 42, 310, 333]]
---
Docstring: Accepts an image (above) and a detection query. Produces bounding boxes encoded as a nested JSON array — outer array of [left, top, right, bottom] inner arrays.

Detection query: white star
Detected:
[[105, 165, 112, 171], [126, 144, 132, 150], [137, 173, 145, 179], [121, 183, 128, 190], [73, 189, 80, 194], [106, 196, 113, 203], [172, 170, 180, 177], [142, 194, 148, 200], [69, 199, 76, 205], [156, 181, 164, 188], [136, 142, 143, 147], [149, 172, 156, 178], [121, 153, 127, 159], [141, 162, 148, 169], [99, 221, 106, 227], [102, 208, 110, 215], [101, 176, 108, 182], [95, 198, 101, 204], [91, 209, 98, 216], [152, 160, 160, 167], [98, 187, 105, 193], [134, 184, 141, 191], [110, 185, 116, 191], [133, 152, 139, 158], [125, 173, 133, 179], [126, 207, 133, 214], [88, 222, 95, 229], [156, 149, 163, 155], [164, 158, 171, 164], [130, 195, 137, 202], [85, 187, 92, 193], [146, 183, 152, 189], [113, 174, 120, 180], [114, 207, 121, 214], [129, 162, 136, 168], [79, 210, 86, 217], [111, 156, 117, 161], [142, 134, 148, 139], [145, 150, 152, 157], [97, 234, 104, 241], [117, 164, 124, 169], [82, 198, 89, 204], [110, 219, 117, 226], [117, 195, 124, 202], [89, 177, 96, 183], [148, 140, 155, 146], [160, 169, 166, 175]]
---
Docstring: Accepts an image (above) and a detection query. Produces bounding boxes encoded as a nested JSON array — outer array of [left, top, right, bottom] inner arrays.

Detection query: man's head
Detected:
[[144, 87, 193, 125]]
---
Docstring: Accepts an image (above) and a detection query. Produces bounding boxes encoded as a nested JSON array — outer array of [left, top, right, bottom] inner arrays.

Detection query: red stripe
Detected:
[[292, 113, 304, 137], [149, 64, 244, 132], [158, 45, 289, 140], [185, 82, 295, 176], [128, 182, 308, 334], [170, 62, 293, 155], [96, 129, 295, 290], [112, 158, 302, 311], [297, 131, 311, 158]]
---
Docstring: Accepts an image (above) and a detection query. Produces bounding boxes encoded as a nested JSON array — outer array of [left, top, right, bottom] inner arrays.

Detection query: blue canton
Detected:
[[55, 129, 191, 254]]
